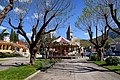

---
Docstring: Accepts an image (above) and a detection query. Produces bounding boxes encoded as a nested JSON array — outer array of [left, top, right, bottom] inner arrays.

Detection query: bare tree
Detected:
[[8, 0, 72, 65], [104, 0, 120, 35], [75, 7, 110, 61], [84, 0, 120, 35], [0, 0, 14, 25]]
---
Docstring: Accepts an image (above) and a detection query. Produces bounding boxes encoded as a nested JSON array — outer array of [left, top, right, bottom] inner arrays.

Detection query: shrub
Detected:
[[105, 56, 120, 65], [90, 54, 98, 61], [57, 58, 62, 62], [105, 56, 112, 65], [49, 58, 55, 63], [0, 52, 22, 58]]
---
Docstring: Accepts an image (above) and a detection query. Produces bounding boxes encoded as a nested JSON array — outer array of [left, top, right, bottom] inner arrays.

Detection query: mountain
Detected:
[[108, 28, 120, 39]]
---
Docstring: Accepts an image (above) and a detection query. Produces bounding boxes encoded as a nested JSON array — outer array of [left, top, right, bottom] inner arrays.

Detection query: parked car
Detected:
[[105, 50, 120, 56], [86, 52, 97, 57], [85, 52, 91, 57]]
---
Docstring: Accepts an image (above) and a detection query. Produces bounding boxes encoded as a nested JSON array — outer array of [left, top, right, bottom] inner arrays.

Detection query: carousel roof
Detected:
[[52, 36, 80, 47], [52, 36, 70, 44]]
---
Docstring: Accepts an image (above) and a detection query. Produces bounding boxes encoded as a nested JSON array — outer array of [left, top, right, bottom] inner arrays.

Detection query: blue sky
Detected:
[[0, 0, 90, 40], [57, 0, 88, 39]]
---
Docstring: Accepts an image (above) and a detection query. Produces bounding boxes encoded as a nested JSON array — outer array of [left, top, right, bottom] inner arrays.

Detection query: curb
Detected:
[[25, 70, 40, 80]]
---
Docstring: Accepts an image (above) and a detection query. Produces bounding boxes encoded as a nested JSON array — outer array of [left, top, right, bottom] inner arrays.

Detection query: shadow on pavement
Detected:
[[0, 62, 26, 67], [52, 61, 111, 74]]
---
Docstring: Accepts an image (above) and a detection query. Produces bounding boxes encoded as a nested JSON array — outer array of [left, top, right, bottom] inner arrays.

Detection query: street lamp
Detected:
[[89, 46, 92, 52]]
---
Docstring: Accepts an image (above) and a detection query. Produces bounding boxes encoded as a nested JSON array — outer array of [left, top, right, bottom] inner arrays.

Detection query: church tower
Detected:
[[66, 25, 73, 40]]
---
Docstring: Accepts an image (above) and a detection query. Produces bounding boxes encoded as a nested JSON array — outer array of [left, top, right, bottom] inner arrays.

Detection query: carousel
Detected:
[[50, 36, 79, 57]]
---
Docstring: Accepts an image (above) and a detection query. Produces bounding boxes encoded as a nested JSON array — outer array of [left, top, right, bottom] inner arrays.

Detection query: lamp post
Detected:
[[43, 43, 47, 59], [89, 46, 92, 52]]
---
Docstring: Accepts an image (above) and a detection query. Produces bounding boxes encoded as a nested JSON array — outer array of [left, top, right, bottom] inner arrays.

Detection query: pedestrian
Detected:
[[81, 53, 84, 58]]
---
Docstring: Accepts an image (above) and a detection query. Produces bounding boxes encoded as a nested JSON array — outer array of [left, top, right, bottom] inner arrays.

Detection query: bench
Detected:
[[40, 61, 55, 72]]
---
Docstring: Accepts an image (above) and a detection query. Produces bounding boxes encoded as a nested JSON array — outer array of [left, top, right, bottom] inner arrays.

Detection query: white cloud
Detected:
[[25, 17, 30, 20], [33, 13, 39, 19], [14, 7, 25, 13], [19, 34, 24, 39], [93, 36, 96, 38], [18, 0, 31, 2], [26, 32, 32, 37], [84, 33, 89, 36], [0, 26, 7, 30], [0, 5, 4, 10], [46, 0, 51, 7], [50, 31, 56, 34], [84, 32, 97, 39], [32, 13, 43, 19], [8, 0, 32, 3], [19, 32, 32, 39], [46, 2, 50, 7]]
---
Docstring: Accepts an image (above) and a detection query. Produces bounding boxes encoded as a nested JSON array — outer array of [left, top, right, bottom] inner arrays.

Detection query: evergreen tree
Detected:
[[10, 29, 14, 42], [0, 29, 7, 40], [10, 29, 19, 42], [14, 31, 19, 42]]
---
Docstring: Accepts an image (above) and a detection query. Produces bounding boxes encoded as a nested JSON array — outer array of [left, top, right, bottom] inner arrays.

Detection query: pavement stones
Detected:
[[0, 57, 29, 71], [28, 57, 120, 80]]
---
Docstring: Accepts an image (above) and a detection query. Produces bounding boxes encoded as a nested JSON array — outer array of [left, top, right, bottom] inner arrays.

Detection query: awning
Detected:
[[52, 36, 70, 44]]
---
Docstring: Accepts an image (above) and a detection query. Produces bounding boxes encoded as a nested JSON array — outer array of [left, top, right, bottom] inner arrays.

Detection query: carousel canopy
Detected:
[[52, 36, 80, 47], [52, 36, 70, 44]]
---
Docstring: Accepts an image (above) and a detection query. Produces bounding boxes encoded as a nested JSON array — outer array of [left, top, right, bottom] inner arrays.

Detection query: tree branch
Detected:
[[31, 18, 40, 43], [9, 18, 18, 29], [101, 29, 104, 41], [88, 26, 93, 40], [31, 26, 35, 43], [9, 17, 31, 45], [104, 14, 120, 35], [0, 0, 14, 25], [35, 13, 56, 44], [88, 27, 97, 46], [100, 26, 109, 48], [114, 9, 117, 18], [44, 10, 49, 24], [44, 24, 58, 34], [95, 26, 98, 46], [109, 4, 120, 28], [19, 27, 31, 45]]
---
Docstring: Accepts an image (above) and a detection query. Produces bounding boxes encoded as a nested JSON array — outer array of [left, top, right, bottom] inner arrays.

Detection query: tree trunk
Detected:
[[97, 48, 104, 61], [97, 51, 101, 61], [96, 47, 100, 60], [100, 52, 104, 61], [29, 48, 37, 65], [100, 48, 104, 61]]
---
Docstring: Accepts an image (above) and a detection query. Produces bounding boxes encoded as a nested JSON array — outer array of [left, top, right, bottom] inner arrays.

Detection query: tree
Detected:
[[104, 0, 120, 35], [8, 0, 72, 65], [0, 29, 7, 40], [14, 31, 19, 42], [0, 0, 14, 25], [80, 39, 91, 49], [83, 0, 120, 37], [10, 29, 19, 42], [10, 29, 14, 42], [75, 7, 110, 61]]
